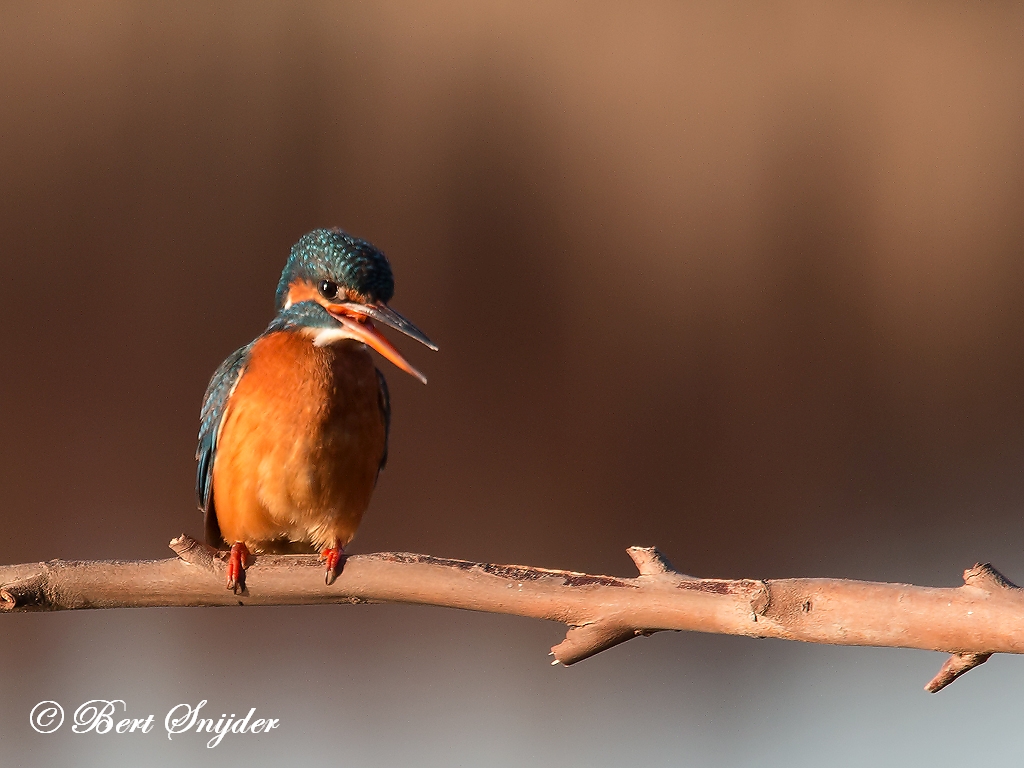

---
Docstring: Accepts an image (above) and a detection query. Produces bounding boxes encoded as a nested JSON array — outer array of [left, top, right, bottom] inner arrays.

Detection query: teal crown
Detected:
[[275, 228, 395, 309]]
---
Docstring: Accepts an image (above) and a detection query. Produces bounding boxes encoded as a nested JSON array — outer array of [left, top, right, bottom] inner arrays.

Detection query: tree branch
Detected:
[[2, 535, 1021, 692]]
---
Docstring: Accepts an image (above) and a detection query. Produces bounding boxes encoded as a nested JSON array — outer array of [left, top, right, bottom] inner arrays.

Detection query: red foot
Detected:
[[226, 542, 252, 593], [320, 545, 346, 585]]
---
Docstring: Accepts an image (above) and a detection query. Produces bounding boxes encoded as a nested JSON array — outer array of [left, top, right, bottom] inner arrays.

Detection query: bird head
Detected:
[[274, 228, 436, 383]]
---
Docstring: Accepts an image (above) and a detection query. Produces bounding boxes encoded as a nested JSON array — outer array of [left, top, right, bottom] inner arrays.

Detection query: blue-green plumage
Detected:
[[274, 228, 395, 309], [196, 341, 251, 544]]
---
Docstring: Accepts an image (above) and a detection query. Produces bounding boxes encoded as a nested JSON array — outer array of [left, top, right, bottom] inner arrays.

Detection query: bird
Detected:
[[196, 228, 436, 592]]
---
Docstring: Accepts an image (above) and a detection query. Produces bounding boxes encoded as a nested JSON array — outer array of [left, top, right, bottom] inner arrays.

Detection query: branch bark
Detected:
[[1, 536, 1021, 693]]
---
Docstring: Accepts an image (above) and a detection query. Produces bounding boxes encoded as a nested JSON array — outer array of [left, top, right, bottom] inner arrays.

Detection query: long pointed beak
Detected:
[[346, 303, 438, 351], [325, 303, 435, 384]]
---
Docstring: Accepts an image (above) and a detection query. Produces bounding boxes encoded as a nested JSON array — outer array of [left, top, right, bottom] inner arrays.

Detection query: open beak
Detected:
[[325, 302, 436, 384]]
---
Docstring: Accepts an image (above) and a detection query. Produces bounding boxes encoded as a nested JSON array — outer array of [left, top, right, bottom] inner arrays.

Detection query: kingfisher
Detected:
[[196, 228, 436, 592]]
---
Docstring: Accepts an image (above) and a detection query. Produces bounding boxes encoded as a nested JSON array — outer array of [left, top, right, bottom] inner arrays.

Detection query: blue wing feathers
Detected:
[[375, 368, 391, 480], [196, 342, 252, 546]]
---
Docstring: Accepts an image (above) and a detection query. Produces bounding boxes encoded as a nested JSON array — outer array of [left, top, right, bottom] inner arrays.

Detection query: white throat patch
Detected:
[[306, 326, 362, 348]]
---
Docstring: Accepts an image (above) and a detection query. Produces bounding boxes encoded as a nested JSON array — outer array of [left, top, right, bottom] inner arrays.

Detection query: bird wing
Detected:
[[196, 342, 253, 547], [375, 367, 391, 481]]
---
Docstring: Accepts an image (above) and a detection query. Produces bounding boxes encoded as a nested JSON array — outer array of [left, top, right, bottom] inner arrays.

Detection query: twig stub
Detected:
[[925, 652, 993, 693]]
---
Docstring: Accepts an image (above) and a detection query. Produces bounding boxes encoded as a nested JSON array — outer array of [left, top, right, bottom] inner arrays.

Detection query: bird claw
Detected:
[[226, 542, 252, 594], [320, 546, 346, 585]]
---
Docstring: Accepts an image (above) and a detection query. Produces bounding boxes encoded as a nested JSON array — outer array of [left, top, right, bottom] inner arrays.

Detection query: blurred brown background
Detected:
[[2, 2, 1024, 765]]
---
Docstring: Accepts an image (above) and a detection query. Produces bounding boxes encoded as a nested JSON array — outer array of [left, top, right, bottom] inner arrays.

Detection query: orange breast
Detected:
[[211, 332, 386, 552]]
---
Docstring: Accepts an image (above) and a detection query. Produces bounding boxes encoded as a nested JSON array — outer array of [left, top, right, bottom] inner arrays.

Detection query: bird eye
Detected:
[[318, 280, 340, 301]]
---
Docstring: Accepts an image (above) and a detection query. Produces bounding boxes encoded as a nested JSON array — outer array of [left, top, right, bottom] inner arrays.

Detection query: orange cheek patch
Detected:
[[286, 280, 321, 308]]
